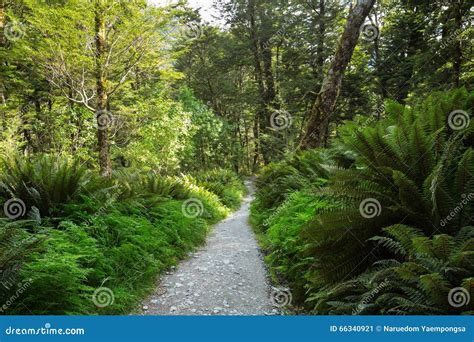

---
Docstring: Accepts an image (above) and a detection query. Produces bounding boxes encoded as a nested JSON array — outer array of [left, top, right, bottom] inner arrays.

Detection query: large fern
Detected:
[[312, 225, 474, 315], [303, 88, 473, 287]]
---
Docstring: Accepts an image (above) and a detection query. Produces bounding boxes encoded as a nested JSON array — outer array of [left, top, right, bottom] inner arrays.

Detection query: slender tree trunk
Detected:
[[248, 0, 271, 165], [316, 0, 325, 77], [0, 0, 6, 105], [299, 0, 376, 149], [95, 0, 111, 177], [372, 11, 387, 101], [0, 0, 4, 46], [452, 0, 463, 87], [252, 119, 260, 171]]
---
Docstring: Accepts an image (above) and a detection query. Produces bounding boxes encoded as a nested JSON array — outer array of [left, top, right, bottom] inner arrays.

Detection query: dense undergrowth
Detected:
[[0, 160, 244, 315], [251, 88, 474, 315]]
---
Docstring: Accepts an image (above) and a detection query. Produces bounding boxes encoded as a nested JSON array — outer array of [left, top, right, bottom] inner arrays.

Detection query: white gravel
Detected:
[[141, 180, 278, 315]]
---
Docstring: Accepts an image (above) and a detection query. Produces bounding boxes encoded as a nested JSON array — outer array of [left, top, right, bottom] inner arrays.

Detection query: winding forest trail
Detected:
[[141, 180, 278, 315]]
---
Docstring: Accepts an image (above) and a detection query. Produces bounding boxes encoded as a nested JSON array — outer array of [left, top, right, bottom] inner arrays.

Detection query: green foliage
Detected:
[[0, 155, 90, 217], [251, 88, 474, 314], [0, 155, 244, 314], [0, 220, 42, 307], [2, 0, 473, 318], [312, 226, 474, 315], [264, 192, 333, 303], [304, 88, 473, 288], [194, 169, 245, 210], [251, 149, 329, 230]]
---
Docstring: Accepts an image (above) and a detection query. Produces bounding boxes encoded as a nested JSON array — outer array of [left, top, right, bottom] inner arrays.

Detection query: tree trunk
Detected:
[[316, 0, 325, 77], [95, 0, 111, 177], [452, 0, 463, 87], [0, 0, 4, 46], [0, 0, 6, 105], [248, 0, 266, 165], [299, 0, 376, 149]]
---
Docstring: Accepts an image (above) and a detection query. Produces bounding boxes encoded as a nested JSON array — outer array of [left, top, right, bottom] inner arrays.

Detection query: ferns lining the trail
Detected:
[[304, 88, 473, 288], [312, 226, 474, 315], [0, 159, 245, 314], [251, 88, 474, 315]]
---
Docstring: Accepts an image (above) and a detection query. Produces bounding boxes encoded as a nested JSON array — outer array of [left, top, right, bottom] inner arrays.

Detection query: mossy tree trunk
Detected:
[[299, 0, 376, 149]]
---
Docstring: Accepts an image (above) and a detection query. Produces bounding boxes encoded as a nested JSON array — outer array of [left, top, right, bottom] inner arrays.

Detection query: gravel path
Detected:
[[141, 179, 278, 315]]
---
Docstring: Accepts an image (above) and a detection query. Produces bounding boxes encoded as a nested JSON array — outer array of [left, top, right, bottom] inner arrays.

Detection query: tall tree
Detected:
[[94, 0, 111, 176], [299, 0, 376, 149], [0, 0, 6, 105], [24, 0, 166, 175]]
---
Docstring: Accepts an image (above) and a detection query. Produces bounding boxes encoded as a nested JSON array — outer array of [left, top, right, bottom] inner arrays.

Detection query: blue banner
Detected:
[[0, 316, 472, 342]]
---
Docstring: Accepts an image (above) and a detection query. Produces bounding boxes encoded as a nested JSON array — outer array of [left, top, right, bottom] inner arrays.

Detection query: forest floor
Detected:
[[140, 179, 278, 315]]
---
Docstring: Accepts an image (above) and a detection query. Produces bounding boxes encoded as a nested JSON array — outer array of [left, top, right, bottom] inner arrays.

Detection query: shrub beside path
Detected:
[[141, 179, 279, 315]]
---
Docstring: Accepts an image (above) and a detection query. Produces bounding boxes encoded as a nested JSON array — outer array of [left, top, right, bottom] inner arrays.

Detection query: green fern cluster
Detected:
[[251, 149, 329, 229], [251, 88, 473, 314], [304, 88, 473, 287], [312, 225, 473, 315], [0, 155, 90, 217], [0, 159, 245, 314]]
